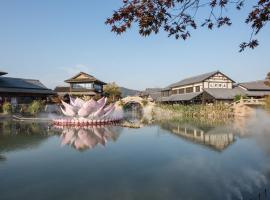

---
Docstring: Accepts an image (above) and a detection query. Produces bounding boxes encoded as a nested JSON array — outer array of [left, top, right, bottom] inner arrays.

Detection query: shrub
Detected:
[[2, 102, 12, 114], [118, 100, 125, 107], [234, 94, 247, 102], [27, 101, 44, 116], [141, 99, 148, 106]]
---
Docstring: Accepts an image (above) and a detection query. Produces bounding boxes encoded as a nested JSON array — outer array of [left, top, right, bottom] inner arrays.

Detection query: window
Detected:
[[172, 90, 177, 95], [178, 88, 185, 94], [186, 87, 193, 93], [72, 83, 93, 89], [162, 91, 169, 97], [195, 86, 200, 92]]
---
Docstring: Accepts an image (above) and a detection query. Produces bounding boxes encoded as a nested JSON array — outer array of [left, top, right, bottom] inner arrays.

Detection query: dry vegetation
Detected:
[[153, 103, 233, 120]]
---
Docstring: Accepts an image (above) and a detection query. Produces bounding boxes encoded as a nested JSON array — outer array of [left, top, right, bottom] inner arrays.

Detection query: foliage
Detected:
[[265, 72, 270, 86], [234, 94, 247, 102], [118, 99, 125, 107], [106, 0, 270, 51], [141, 99, 148, 106], [104, 82, 122, 102], [27, 100, 44, 116], [2, 102, 12, 114], [154, 103, 233, 120]]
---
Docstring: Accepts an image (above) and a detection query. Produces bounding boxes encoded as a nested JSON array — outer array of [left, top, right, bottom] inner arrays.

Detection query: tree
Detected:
[[265, 72, 270, 86], [103, 82, 122, 102], [106, 0, 270, 51]]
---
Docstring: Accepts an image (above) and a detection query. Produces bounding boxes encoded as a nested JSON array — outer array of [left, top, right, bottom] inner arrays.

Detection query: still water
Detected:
[[1, 114, 270, 200]]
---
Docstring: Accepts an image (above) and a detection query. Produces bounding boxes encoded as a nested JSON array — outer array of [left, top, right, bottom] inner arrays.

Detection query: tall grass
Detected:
[[2, 102, 12, 114], [153, 103, 233, 120], [27, 100, 44, 116], [266, 96, 270, 111]]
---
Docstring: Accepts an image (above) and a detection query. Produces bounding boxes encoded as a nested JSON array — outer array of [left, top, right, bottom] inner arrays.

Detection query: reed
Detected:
[[153, 103, 233, 121], [265, 96, 270, 111]]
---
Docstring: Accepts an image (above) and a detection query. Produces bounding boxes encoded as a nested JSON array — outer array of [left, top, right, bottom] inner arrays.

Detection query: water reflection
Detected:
[[0, 120, 51, 152], [159, 120, 235, 151], [54, 126, 123, 151], [1, 115, 270, 199]]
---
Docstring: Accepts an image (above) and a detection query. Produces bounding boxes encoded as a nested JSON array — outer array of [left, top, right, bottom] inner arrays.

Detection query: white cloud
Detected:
[[60, 64, 94, 76]]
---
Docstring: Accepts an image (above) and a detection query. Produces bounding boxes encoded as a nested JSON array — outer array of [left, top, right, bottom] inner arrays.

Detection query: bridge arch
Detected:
[[120, 96, 145, 107]]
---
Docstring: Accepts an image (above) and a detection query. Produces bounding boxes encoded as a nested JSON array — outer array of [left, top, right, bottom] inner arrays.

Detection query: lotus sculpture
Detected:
[[53, 97, 123, 126]]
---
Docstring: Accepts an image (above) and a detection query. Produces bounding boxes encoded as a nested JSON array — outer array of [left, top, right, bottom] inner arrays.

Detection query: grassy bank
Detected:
[[153, 103, 234, 121]]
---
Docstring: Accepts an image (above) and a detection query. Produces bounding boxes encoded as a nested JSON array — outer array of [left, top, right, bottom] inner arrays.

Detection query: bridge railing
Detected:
[[232, 97, 266, 107]]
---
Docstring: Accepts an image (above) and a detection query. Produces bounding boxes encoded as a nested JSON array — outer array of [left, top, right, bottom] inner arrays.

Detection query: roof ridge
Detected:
[[1, 76, 42, 82]]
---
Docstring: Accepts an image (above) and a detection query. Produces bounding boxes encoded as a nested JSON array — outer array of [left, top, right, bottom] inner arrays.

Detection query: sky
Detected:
[[0, 0, 269, 90]]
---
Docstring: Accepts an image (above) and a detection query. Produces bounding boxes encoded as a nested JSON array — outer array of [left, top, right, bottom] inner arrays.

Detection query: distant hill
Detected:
[[120, 87, 140, 97]]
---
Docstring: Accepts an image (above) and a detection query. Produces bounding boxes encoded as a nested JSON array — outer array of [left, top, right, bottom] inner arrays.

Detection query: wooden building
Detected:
[[139, 88, 162, 102], [159, 71, 270, 104], [0, 71, 55, 104], [55, 72, 106, 97]]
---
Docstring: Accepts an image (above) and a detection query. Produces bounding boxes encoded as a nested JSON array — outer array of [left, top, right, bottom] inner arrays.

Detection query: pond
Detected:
[[1, 112, 270, 200]]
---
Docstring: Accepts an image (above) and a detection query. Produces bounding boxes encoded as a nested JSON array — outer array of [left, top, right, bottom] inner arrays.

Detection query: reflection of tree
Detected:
[[0, 120, 51, 154], [55, 125, 123, 151], [159, 120, 235, 151]]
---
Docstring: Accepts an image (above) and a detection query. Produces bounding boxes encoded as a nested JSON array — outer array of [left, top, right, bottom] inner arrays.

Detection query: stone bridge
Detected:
[[120, 96, 146, 107], [232, 98, 266, 117], [116, 96, 155, 121]]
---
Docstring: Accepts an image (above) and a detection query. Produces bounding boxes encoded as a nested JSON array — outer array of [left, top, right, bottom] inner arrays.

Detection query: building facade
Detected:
[[0, 71, 55, 105], [159, 71, 270, 104], [55, 72, 106, 97]]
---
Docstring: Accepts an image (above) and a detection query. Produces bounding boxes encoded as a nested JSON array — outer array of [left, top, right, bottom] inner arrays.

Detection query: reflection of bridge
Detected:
[[232, 98, 265, 117]]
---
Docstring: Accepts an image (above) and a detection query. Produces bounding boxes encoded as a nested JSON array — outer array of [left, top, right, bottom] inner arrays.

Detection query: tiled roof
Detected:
[[0, 77, 54, 94], [168, 71, 219, 88], [239, 80, 270, 91], [148, 92, 162, 101], [161, 71, 235, 91], [203, 88, 245, 100], [54, 86, 70, 93], [204, 87, 270, 99], [65, 72, 106, 85], [159, 92, 202, 102]]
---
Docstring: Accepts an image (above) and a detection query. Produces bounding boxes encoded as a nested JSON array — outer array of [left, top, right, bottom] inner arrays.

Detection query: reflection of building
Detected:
[[54, 72, 106, 97], [172, 126, 234, 151], [0, 71, 54, 104], [161, 122, 235, 151], [158, 71, 270, 104]]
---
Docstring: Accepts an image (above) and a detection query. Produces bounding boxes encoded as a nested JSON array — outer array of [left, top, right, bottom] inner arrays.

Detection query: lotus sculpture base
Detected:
[[53, 118, 123, 127], [54, 97, 124, 127]]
